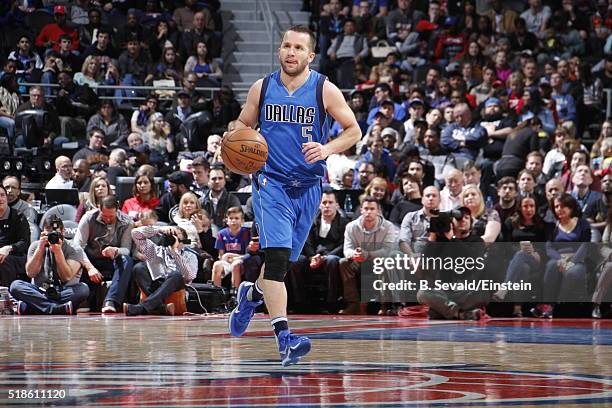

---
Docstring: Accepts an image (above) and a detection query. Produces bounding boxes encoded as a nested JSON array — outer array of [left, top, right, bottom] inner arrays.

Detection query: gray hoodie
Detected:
[[343, 215, 398, 260]]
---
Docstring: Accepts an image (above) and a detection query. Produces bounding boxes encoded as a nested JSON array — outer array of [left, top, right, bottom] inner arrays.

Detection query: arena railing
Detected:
[[21, 83, 252, 102]]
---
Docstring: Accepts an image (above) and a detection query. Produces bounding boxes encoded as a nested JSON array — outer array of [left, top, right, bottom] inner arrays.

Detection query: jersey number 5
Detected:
[[302, 126, 313, 143]]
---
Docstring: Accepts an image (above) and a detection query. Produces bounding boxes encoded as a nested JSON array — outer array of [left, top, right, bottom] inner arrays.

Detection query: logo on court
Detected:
[[0, 361, 609, 406]]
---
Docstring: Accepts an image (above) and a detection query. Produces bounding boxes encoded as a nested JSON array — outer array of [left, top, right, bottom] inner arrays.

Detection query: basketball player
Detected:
[[227, 25, 361, 366]]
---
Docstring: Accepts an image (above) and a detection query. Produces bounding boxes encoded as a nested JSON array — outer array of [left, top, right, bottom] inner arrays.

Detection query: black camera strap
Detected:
[[45, 247, 61, 288]]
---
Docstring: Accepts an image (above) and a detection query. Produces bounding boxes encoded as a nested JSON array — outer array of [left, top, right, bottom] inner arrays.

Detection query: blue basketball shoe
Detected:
[[228, 281, 263, 336], [277, 329, 311, 366]]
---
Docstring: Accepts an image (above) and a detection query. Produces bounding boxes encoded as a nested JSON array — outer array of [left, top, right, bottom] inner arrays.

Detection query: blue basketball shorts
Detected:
[[252, 173, 322, 262]]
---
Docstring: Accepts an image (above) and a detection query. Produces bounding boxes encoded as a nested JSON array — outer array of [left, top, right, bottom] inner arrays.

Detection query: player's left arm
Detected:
[[303, 80, 361, 164]]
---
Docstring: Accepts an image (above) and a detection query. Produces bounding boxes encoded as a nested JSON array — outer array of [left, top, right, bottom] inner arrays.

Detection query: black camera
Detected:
[[47, 231, 64, 245], [40, 283, 61, 301], [160, 233, 190, 247], [428, 209, 463, 233]]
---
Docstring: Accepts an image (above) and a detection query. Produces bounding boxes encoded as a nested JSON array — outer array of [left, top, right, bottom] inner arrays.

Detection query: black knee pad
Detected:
[[263, 248, 291, 282]]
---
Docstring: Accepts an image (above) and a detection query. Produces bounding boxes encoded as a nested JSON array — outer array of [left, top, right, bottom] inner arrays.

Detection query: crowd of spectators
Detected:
[[0, 0, 610, 318]]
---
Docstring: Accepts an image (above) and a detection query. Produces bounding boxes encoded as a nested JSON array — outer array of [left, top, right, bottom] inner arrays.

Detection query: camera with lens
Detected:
[[428, 209, 463, 234], [46, 217, 63, 245], [40, 282, 61, 301], [159, 232, 191, 247]]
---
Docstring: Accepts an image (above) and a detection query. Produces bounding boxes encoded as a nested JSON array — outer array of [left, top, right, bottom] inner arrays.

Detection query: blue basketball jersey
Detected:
[[258, 69, 330, 185]]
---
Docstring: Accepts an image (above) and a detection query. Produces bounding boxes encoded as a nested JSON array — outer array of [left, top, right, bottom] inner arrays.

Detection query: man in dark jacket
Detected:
[[55, 71, 99, 141], [288, 190, 349, 312], [156, 171, 193, 223], [0, 185, 30, 286], [199, 166, 241, 230]]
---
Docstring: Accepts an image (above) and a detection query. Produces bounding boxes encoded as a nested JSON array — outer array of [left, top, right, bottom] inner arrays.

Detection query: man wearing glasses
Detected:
[[15, 85, 61, 148]]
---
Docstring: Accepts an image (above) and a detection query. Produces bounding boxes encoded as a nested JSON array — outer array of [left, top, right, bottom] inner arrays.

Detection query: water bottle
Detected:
[[343, 194, 354, 213], [485, 196, 493, 209], [0, 287, 12, 315]]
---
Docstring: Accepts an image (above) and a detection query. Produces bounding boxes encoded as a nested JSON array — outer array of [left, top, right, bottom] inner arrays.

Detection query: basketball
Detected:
[[220, 128, 268, 175]]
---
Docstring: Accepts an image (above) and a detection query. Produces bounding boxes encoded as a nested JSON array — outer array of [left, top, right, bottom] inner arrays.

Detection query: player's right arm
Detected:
[[234, 79, 264, 130]]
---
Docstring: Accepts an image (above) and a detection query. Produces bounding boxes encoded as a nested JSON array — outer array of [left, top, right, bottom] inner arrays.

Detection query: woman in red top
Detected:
[[121, 174, 160, 225]]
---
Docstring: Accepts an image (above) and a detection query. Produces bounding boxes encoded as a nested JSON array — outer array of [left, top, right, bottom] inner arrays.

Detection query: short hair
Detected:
[[462, 160, 481, 173], [283, 24, 316, 51], [497, 176, 517, 189], [361, 195, 380, 209], [89, 127, 105, 138], [225, 206, 244, 218], [526, 151, 544, 162], [517, 169, 536, 182], [100, 195, 119, 210], [2, 175, 20, 188], [29, 85, 43, 95], [552, 193, 581, 219], [110, 148, 127, 163], [59, 34, 72, 43], [192, 156, 210, 170], [43, 215, 63, 230]]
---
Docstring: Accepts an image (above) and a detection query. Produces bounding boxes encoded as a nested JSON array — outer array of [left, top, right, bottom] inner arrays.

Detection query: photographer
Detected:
[[124, 225, 198, 316], [10, 216, 89, 315], [416, 206, 489, 320]]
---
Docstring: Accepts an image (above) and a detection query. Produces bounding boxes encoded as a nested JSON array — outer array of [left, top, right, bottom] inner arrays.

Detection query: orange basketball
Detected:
[[220, 128, 268, 175]]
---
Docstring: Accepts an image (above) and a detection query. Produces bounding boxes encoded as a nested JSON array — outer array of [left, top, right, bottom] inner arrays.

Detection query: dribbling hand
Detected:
[[302, 142, 330, 164]]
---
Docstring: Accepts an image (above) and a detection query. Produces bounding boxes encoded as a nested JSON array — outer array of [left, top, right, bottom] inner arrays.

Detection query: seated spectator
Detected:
[[327, 19, 369, 89], [212, 207, 250, 294], [73, 127, 108, 164], [7, 34, 43, 83], [73, 56, 103, 91], [0, 185, 30, 287], [122, 174, 161, 224], [535, 194, 591, 318], [441, 103, 487, 160], [165, 90, 194, 138], [177, 73, 209, 112], [172, 191, 215, 256], [592, 202, 612, 318], [288, 191, 348, 312], [15, 86, 61, 148], [184, 41, 222, 87], [73, 196, 133, 313], [519, 0, 551, 39], [543, 126, 573, 179], [0, 73, 20, 142], [494, 176, 519, 225], [339, 196, 398, 314], [355, 136, 397, 182], [417, 206, 488, 320], [156, 171, 193, 223], [72, 159, 93, 193], [11, 216, 89, 315], [35, 6, 79, 53], [496, 194, 547, 316], [190, 156, 210, 197], [399, 186, 441, 256], [200, 166, 241, 229], [87, 100, 130, 147], [131, 94, 159, 134], [2, 176, 37, 225], [145, 46, 182, 86], [440, 168, 465, 211], [389, 173, 422, 226], [55, 71, 99, 141], [46, 156, 74, 190], [173, 0, 211, 32], [76, 176, 111, 222], [125, 225, 198, 316], [118, 34, 152, 90], [142, 112, 174, 161], [461, 184, 502, 243], [210, 87, 241, 134], [55, 35, 83, 75]]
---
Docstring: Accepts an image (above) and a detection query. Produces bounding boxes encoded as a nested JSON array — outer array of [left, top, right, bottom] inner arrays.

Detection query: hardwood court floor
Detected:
[[0, 314, 610, 407]]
